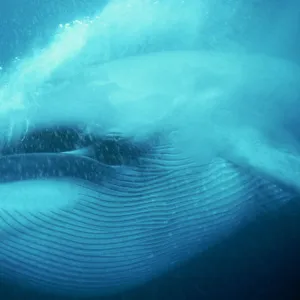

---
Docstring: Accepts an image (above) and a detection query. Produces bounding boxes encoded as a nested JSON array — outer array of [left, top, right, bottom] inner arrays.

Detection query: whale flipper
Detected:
[[219, 128, 300, 194]]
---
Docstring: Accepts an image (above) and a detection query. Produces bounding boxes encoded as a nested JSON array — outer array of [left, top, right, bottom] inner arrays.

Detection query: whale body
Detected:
[[0, 51, 299, 296]]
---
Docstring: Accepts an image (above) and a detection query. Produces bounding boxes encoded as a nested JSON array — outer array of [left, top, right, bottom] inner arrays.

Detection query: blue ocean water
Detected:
[[0, 0, 300, 299]]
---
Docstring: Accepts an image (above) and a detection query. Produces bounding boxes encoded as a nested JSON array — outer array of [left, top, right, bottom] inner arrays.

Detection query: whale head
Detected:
[[0, 1, 300, 297], [0, 49, 299, 296]]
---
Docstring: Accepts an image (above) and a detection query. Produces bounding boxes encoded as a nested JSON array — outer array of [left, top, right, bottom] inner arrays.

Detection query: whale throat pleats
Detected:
[[0, 140, 294, 296]]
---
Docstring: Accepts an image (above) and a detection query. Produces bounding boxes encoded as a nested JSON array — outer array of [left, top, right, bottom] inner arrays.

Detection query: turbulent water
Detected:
[[0, 0, 300, 191]]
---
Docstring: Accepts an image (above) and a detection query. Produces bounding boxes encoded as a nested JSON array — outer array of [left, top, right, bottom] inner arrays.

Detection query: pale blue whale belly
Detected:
[[0, 142, 294, 296]]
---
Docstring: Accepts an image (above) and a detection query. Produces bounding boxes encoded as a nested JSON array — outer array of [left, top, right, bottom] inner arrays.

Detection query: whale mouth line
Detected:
[[1, 125, 148, 163], [0, 152, 116, 184], [0, 125, 156, 184]]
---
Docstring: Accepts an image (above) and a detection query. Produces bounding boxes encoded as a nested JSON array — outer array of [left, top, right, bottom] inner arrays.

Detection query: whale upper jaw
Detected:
[[3, 51, 299, 194]]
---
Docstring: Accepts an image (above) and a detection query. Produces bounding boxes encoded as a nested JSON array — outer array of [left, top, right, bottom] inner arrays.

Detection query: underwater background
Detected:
[[0, 0, 300, 299]]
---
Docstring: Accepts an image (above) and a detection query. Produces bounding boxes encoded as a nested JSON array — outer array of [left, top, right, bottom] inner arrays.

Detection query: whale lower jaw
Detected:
[[0, 144, 293, 296]]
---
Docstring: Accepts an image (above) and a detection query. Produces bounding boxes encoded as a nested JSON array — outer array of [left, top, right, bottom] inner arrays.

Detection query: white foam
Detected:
[[0, 0, 300, 192]]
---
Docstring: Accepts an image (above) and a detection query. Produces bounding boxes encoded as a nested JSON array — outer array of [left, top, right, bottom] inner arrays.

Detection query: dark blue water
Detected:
[[0, 1, 300, 299]]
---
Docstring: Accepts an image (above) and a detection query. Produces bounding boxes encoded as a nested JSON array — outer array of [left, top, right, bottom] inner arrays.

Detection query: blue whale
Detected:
[[0, 51, 299, 296]]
